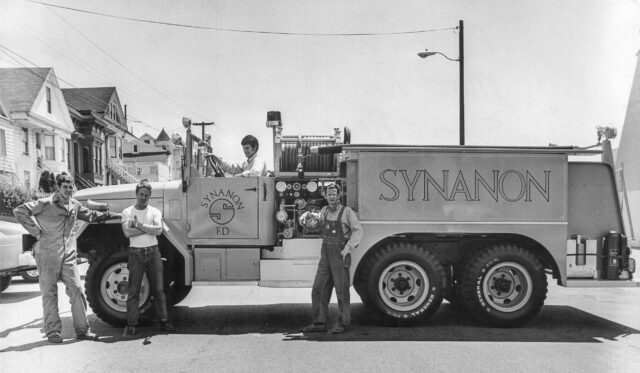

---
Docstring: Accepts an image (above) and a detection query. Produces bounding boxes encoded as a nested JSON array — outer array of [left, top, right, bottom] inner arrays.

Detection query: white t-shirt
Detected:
[[122, 205, 162, 248]]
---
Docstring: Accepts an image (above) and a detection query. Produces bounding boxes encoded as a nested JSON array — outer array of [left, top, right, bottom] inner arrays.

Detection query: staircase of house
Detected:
[[106, 158, 139, 184], [75, 175, 97, 190]]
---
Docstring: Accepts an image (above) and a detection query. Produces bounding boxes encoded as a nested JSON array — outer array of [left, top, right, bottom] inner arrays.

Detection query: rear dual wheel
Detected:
[[460, 244, 547, 327]]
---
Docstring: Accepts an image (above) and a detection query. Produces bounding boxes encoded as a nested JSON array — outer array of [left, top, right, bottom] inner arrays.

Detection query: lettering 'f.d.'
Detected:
[[378, 169, 551, 203]]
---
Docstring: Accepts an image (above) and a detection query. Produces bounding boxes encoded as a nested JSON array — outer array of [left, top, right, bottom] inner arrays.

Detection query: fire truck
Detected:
[[69, 111, 637, 327]]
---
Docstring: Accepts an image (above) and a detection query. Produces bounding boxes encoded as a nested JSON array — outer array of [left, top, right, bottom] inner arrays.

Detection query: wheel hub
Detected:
[[491, 275, 513, 295], [391, 274, 412, 294]]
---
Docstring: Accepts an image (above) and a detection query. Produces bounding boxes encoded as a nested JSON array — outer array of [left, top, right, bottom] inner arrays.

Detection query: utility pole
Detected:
[[458, 20, 465, 146], [191, 121, 214, 144]]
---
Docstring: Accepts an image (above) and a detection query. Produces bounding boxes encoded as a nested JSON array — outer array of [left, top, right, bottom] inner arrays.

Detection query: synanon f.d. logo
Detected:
[[201, 189, 245, 225], [208, 198, 235, 225]]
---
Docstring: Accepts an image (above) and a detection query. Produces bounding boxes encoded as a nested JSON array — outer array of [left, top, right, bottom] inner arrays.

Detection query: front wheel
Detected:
[[20, 269, 39, 283], [360, 242, 446, 323], [460, 244, 547, 327], [85, 250, 152, 326]]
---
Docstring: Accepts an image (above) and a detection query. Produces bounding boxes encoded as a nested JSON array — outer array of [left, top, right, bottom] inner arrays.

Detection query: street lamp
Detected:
[[418, 20, 465, 145]]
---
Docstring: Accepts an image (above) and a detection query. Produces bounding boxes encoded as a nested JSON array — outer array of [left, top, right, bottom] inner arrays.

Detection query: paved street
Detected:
[[1, 263, 640, 373]]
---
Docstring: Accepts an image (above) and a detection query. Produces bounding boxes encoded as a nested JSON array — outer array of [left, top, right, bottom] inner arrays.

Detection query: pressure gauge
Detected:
[[306, 181, 318, 193], [275, 181, 287, 193], [293, 182, 301, 191]]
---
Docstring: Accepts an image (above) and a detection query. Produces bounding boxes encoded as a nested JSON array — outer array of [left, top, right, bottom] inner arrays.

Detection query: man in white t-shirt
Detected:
[[234, 134, 267, 177], [121, 179, 175, 336]]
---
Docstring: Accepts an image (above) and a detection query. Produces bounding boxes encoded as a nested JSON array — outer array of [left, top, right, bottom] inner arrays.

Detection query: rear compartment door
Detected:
[[186, 178, 259, 239]]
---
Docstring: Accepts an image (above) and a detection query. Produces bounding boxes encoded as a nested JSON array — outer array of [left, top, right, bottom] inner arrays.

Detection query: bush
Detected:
[[0, 183, 51, 214]]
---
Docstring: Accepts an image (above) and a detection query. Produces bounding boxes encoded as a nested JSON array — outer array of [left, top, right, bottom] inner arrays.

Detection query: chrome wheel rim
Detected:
[[99, 262, 149, 313]]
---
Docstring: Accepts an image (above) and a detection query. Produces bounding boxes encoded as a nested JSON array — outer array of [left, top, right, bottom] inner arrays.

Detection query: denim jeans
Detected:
[[36, 247, 90, 337], [126, 245, 168, 326]]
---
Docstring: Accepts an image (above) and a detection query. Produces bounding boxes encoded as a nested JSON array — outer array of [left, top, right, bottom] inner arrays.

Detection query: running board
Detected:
[[565, 279, 640, 288]]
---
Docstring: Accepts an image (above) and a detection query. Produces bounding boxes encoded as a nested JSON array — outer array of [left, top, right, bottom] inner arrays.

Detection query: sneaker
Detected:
[[123, 325, 137, 337], [301, 323, 327, 332], [330, 324, 349, 334], [159, 321, 176, 332], [47, 332, 63, 344], [76, 331, 99, 341]]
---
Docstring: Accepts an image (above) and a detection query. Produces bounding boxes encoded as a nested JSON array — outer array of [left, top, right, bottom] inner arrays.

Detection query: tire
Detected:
[[0, 275, 11, 293], [20, 269, 39, 283], [460, 244, 547, 327], [85, 250, 152, 327], [361, 242, 446, 323]]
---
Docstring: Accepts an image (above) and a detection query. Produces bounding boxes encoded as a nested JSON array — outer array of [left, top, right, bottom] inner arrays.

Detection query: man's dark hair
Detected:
[[241, 135, 259, 151], [135, 179, 152, 194], [56, 172, 74, 187]]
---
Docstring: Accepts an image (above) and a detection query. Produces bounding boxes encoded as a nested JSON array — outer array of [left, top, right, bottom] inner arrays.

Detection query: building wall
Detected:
[[0, 118, 16, 175]]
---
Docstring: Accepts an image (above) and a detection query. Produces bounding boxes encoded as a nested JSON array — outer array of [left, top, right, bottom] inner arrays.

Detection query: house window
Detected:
[[150, 165, 157, 174], [94, 146, 99, 173], [44, 134, 55, 160], [133, 145, 138, 153], [0, 129, 6, 157], [46, 87, 52, 114], [59, 137, 65, 162], [35, 132, 41, 150], [137, 167, 142, 175], [82, 147, 90, 173], [24, 171, 30, 190], [66, 139, 71, 166], [117, 138, 122, 158], [22, 128, 29, 155], [109, 137, 116, 158]]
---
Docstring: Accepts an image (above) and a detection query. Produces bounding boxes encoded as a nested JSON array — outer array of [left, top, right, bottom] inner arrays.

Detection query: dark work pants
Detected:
[[311, 244, 350, 326], [126, 245, 168, 326]]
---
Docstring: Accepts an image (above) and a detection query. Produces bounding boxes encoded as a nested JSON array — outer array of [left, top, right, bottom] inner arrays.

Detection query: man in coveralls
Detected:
[[302, 184, 363, 333], [14, 173, 120, 343]]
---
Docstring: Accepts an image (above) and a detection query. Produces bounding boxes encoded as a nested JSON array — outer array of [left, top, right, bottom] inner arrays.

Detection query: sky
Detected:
[[1, 0, 639, 166]]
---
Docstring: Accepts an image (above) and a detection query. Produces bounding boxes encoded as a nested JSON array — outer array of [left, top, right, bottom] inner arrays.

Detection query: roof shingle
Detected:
[[0, 67, 52, 112]]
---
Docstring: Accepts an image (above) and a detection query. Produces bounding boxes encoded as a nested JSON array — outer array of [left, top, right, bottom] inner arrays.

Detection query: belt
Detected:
[[130, 245, 158, 253]]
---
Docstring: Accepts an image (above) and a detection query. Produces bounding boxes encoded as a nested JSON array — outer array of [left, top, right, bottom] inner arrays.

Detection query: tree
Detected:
[[38, 171, 56, 193]]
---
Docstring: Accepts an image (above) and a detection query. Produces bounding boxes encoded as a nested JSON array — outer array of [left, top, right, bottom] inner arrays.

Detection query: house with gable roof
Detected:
[[123, 128, 182, 181], [62, 87, 134, 188], [0, 67, 74, 190]]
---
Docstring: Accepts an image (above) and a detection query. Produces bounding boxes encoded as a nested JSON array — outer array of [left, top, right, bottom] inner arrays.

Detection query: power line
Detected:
[[3, 16, 186, 123], [27, 0, 457, 36], [0, 44, 158, 133], [47, 8, 209, 120]]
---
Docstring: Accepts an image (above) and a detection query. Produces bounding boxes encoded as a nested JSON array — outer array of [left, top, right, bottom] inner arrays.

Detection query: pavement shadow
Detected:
[[0, 291, 42, 304], [93, 302, 640, 344], [1, 302, 638, 352]]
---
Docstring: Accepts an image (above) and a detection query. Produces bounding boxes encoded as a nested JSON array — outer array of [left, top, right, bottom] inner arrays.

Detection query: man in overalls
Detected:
[[302, 184, 363, 333]]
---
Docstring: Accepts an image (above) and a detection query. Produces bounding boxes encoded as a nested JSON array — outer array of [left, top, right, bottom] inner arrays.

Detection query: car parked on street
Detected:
[[0, 219, 37, 292]]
